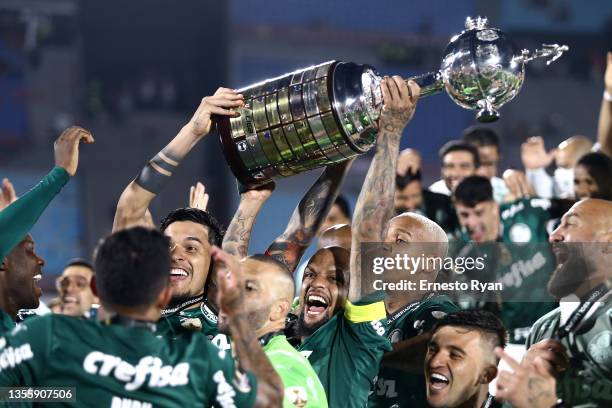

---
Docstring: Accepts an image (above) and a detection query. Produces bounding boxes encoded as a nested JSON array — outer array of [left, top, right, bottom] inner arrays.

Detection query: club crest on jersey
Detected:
[[587, 331, 612, 366], [431, 311, 447, 320], [286, 386, 308, 407], [509, 223, 532, 243], [388, 329, 402, 344], [180, 317, 202, 331], [201, 303, 218, 324]]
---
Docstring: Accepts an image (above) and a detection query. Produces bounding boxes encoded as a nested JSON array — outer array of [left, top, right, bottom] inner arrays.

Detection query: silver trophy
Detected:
[[218, 16, 568, 187]]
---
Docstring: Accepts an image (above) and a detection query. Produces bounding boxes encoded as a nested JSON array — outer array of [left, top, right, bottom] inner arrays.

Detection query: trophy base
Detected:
[[217, 118, 261, 187]]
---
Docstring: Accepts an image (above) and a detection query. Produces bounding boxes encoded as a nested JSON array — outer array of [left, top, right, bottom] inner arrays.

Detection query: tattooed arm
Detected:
[[349, 77, 420, 300], [112, 88, 243, 232], [212, 247, 284, 407], [222, 182, 275, 257], [265, 160, 352, 273]]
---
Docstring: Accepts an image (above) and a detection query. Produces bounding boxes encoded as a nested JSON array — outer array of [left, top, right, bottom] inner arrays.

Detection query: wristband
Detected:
[[604, 90, 612, 102]]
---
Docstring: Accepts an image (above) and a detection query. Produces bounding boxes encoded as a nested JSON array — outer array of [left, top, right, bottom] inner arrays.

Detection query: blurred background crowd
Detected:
[[0, 0, 611, 305]]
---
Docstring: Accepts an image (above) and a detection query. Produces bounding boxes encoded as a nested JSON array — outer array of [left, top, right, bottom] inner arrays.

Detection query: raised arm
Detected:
[[222, 182, 275, 258], [597, 52, 612, 156], [0, 126, 93, 261], [266, 160, 352, 272], [112, 88, 243, 231], [349, 77, 420, 300], [211, 246, 283, 407]]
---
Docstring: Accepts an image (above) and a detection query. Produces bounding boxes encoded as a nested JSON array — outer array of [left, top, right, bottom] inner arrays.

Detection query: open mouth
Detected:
[[62, 296, 79, 306], [552, 244, 569, 264], [428, 372, 450, 390], [170, 268, 189, 282], [469, 226, 485, 241], [32, 274, 42, 283], [305, 294, 329, 316]]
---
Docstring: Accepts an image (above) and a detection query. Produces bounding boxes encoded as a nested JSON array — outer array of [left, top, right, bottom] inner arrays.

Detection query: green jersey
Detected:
[[298, 292, 391, 408], [455, 198, 558, 343], [264, 334, 327, 408], [157, 301, 231, 351], [368, 294, 459, 408], [527, 295, 612, 407], [0, 166, 69, 262], [0, 314, 257, 407], [0, 309, 14, 335]]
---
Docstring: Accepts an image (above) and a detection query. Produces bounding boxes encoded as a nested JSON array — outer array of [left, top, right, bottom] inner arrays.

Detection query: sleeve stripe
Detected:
[[344, 299, 386, 323]]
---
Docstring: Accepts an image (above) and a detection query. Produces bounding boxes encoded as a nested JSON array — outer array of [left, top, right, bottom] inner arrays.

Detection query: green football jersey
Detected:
[[0, 309, 15, 335], [526, 296, 612, 407], [264, 334, 328, 408], [157, 301, 231, 351], [298, 291, 391, 408], [455, 198, 558, 343], [368, 294, 459, 408], [0, 314, 257, 407]]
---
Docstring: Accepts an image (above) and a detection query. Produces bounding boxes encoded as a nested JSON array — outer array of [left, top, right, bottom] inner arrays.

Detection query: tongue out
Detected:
[[308, 305, 326, 314]]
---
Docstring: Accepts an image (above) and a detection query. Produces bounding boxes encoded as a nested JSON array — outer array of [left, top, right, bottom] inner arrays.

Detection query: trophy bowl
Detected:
[[440, 18, 525, 122]]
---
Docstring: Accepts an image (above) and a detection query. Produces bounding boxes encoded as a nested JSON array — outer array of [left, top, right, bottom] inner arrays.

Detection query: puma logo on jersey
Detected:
[[83, 352, 189, 391], [111, 396, 152, 408]]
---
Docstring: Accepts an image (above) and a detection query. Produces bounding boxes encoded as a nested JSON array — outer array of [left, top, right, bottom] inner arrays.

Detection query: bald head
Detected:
[[564, 199, 612, 237], [318, 224, 352, 251], [242, 255, 295, 301], [548, 199, 612, 299], [386, 212, 449, 258], [218, 254, 295, 337], [556, 135, 593, 168]]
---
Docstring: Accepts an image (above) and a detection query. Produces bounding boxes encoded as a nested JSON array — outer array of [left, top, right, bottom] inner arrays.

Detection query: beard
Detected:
[[548, 244, 596, 299], [296, 308, 330, 338]]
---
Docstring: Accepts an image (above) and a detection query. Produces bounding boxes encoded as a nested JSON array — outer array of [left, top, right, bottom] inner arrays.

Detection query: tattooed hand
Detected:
[[239, 180, 276, 202], [378, 76, 420, 136], [495, 347, 558, 408], [186, 87, 244, 138]]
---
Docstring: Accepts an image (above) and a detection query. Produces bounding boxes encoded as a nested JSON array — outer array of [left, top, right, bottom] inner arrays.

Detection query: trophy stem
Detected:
[[405, 71, 444, 98]]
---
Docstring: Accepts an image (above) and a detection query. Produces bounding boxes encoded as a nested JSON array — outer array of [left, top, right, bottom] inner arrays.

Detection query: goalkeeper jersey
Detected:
[[0, 314, 257, 407], [264, 334, 328, 407], [526, 294, 612, 407], [368, 294, 459, 408], [298, 291, 391, 408]]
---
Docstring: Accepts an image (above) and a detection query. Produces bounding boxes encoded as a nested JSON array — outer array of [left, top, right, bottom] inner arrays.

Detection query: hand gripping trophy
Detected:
[[217, 16, 568, 187]]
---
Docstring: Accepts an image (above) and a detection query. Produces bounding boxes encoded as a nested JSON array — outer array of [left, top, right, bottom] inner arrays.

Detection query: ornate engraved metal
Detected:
[[217, 16, 568, 186]]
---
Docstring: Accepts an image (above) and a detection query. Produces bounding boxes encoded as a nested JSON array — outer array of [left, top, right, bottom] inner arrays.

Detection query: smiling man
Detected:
[[0, 126, 93, 332], [519, 199, 612, 407], [429, 141, 480, 196], [0, 235, 45, 330], [57, 258, 98, 318], [113, 88, 241, 346], [452, 175, 559, 343], [215, 251, 328, 408], [425, 310, 507, 408]]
